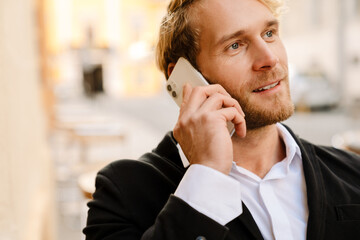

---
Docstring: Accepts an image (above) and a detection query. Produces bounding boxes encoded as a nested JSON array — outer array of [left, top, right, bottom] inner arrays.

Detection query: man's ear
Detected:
[[167, 63, 176, 77]]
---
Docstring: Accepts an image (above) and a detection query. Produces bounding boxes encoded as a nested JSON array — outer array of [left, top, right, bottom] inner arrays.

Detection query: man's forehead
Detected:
[[194, 0, 276, 42], [195, 0, 274, 22]]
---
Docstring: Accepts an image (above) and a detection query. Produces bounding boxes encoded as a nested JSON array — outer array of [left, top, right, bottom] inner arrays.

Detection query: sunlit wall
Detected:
[[0, 0, 55, 239]]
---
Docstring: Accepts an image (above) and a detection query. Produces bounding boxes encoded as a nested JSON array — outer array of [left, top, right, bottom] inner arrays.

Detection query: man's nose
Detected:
[[252, 40, 279, 71]]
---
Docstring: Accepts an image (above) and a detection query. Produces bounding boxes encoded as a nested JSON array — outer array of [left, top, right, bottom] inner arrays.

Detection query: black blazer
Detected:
[[84, 126, 360, 240]]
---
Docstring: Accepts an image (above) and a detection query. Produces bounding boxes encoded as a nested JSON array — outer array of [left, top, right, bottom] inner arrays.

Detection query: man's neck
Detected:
[[232, 124, 286, 178]]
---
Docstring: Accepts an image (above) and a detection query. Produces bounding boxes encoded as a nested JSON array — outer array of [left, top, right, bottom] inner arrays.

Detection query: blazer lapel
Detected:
[[284, 125, 327, 240], [225, 203, 264, 240], [237, 203, 265, 240]]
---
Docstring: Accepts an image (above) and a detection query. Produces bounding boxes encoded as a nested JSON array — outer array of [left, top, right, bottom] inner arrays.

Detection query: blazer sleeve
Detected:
[[142, 195, 229, 240], [83, 161, 230, 240]]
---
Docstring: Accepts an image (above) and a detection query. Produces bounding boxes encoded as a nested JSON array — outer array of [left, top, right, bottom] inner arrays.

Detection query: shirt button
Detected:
[[196, 236, 206, 240]]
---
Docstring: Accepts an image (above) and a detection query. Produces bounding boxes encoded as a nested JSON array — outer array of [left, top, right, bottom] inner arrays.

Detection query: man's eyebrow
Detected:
[[215, 19, 280, 48], [215, 30, 245, 48], [266, 19, 279, 29]]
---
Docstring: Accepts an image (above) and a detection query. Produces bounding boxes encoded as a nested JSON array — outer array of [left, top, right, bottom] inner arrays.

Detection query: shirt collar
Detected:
[[276, 123, 302, 163], [177, 123, 301, 169]]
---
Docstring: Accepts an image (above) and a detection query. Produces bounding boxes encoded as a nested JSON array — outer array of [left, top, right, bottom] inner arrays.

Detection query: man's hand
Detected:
[[173, 84, 246, 175]]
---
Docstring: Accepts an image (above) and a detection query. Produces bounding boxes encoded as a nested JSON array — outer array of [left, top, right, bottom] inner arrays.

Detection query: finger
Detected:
[[199, 92, 245, 117], [216, 108, 246, 138], [184, 84, 232, 113], [235, 120, 247, 138]]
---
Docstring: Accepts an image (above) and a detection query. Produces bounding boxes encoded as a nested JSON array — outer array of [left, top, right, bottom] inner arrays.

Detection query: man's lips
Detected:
[[252, 81, 280, 93]]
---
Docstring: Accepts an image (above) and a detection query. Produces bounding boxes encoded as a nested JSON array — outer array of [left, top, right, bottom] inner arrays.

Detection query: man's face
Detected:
[[195, 0, 294, 129]]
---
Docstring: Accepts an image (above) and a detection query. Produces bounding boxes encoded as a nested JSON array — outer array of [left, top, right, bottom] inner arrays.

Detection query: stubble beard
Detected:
[[233, 74, 295, 130]]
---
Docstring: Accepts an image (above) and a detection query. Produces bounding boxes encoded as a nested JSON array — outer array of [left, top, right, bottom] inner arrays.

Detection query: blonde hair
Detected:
[[156, 0, 285, 79]]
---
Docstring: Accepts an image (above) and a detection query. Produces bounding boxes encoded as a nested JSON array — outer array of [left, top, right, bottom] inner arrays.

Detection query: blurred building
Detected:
[[42, 0, 168, 100], [39, 0, 360, 106]]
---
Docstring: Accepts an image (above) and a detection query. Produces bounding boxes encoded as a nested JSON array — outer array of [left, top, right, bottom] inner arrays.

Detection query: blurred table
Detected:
[[78, 170, 97, 199], [78, 161, 111, 199], [70, 123, 126, 162], [54, 116, 126, 163]]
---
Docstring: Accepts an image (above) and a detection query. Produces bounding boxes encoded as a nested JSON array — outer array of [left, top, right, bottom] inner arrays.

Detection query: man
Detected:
[[84, 0, 360, 239]]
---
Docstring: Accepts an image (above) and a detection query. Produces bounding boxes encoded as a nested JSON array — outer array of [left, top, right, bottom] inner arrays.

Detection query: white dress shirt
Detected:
[[174, 123, 309, 240]]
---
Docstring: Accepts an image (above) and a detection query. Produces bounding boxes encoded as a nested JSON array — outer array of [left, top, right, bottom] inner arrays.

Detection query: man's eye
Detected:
[[230, 43, 239, 49], [265, 30, 273, 38]]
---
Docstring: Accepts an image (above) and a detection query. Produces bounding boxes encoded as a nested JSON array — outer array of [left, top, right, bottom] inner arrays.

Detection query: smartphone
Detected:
[[166, 57, 235, 135]]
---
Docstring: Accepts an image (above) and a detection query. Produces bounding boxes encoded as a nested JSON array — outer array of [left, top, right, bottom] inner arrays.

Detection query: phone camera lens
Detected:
[[172, 91, 177, 98], [167, 85, 172, 91]]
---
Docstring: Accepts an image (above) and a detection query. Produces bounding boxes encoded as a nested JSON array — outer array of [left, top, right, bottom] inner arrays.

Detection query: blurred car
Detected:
[[289, 68, 340, 111]]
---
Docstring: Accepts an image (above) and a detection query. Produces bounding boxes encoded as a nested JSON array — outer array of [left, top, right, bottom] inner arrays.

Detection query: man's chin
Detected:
[[244, 102, 295, 130]]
